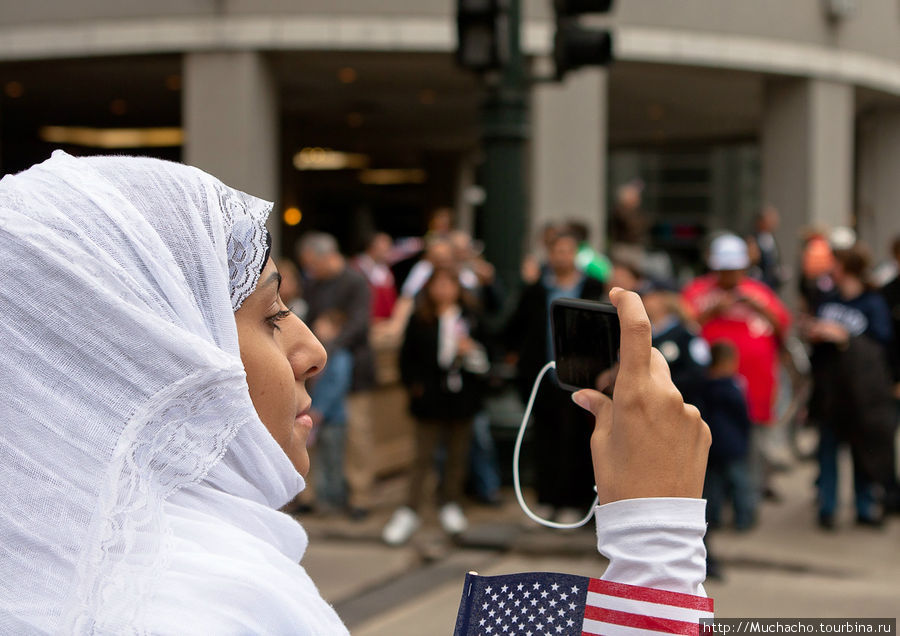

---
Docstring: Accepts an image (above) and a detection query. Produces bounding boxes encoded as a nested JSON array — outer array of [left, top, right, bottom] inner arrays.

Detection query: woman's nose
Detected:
[[285, 313, 327, 380]]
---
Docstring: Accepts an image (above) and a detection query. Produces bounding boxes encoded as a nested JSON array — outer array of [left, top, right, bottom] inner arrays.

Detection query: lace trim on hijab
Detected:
[[215, 183, 271, 311], [65, 367, 254, 634]]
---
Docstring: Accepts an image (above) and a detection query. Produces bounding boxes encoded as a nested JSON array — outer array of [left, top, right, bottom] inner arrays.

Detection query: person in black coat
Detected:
[[878, 235, 900, 513], [383, 266, 490, 545], [802, 243, 895, 528], [505, 231, 607, 519]]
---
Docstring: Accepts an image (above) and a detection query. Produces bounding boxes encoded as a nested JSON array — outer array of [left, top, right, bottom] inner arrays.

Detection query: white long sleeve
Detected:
[[594, 497, 708, 597]]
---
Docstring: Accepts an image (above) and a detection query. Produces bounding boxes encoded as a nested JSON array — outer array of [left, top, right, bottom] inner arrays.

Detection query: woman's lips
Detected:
[[295, 413, 313, 431]]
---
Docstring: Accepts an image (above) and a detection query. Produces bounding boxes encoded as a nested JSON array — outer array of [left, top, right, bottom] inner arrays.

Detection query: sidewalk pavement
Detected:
[[297, 451, 900, 634]]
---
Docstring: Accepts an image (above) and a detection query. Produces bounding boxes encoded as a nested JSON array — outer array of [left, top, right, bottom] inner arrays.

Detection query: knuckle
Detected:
[[627, 317, 652, 339], [665, 386, 684, 407]]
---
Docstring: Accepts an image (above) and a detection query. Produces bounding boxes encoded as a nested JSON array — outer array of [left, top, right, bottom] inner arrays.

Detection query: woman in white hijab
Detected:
[[0, 151, 711, 634]]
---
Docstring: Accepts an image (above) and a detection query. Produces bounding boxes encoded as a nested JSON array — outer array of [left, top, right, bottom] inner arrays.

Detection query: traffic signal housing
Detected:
[[553, 0, 614, 80], [456, 0, 510, 73]]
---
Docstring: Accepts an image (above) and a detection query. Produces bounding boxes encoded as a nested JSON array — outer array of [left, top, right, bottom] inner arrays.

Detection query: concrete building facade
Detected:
[[2, 0, 900, 271]]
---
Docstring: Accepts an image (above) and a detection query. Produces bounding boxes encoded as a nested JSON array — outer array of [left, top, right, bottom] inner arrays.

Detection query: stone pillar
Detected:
[[761, 78, 854, 298], [183, 51, 281, 255], [857, 109, 900, 265], [531, 68, 608, 254]]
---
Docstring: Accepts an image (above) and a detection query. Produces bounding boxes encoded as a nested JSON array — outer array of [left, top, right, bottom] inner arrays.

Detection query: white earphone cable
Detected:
[[512, 360, 598, 529]]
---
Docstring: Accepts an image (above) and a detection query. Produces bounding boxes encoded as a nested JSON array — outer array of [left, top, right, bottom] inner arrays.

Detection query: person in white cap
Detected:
[[682, 234, 792, 521]]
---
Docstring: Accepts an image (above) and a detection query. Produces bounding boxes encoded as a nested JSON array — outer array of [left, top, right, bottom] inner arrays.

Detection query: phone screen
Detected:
[[551, 299, 621, 392]]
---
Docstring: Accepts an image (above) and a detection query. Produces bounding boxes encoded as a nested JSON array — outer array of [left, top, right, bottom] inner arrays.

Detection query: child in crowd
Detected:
[[703, 340, 755, 531], [308, 309, 354, 512], [383, 266, 490, 545]]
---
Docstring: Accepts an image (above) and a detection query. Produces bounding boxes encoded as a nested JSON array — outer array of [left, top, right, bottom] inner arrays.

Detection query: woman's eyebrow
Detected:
[[261, 271, 282, 292]]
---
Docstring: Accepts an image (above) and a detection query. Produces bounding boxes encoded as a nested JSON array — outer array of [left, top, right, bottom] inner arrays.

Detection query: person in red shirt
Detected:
[[352, 232, 398, 322], [682, 234, 791, 507]]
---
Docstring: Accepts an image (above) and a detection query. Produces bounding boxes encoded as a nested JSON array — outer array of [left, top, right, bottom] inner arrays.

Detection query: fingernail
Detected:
[[609, 287, 622, 296], [571, 391, 590, 410]]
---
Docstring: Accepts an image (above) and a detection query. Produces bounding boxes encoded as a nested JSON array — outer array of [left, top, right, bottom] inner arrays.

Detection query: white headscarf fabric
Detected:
[[0, 151, 347, 634]]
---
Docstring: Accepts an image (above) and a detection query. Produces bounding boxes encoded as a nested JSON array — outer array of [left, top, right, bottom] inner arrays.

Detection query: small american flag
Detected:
[[454, 572, 713, 636]]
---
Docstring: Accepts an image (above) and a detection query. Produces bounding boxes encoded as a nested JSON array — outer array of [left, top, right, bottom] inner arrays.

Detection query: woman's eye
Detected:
[[266, 309, 292, 331]]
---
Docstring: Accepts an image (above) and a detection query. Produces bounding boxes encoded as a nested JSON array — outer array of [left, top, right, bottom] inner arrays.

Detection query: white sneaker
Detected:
[[382, 507, 420, 546], [439, 502, 468, 535]]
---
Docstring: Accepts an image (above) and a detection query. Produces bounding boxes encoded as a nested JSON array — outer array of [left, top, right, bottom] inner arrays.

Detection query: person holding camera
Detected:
[[1, 153, 712, 633], [682, 234, 790, 504]]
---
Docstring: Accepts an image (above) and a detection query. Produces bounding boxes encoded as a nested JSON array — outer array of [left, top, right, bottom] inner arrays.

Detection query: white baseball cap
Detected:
[[708, 234, 750, 271]]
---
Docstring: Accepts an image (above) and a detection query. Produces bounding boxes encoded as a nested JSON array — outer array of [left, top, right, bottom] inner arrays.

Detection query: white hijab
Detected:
[[0, 151, 348, 635]]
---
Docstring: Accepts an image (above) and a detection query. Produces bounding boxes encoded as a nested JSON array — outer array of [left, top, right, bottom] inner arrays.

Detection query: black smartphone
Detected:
[[550, 298, 621, 392]]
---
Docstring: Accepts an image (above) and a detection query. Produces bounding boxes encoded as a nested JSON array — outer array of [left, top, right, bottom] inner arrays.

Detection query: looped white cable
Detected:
[[512, 360, 598, 529]]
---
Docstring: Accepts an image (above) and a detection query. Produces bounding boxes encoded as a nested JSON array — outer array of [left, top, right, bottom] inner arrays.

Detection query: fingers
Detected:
[[609, 287, 652, 377], [572, 389, 613, 432], [649, 347, 672, 381]]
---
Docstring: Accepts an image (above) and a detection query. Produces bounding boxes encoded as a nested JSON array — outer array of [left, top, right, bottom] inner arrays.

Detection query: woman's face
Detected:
[[428, 272, 461, 308], [234, 258, 327, 476]]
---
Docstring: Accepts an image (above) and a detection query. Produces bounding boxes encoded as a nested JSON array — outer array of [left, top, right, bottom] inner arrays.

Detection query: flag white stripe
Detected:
[[582, 617, 680, 636], [586, 591, 714, 623]]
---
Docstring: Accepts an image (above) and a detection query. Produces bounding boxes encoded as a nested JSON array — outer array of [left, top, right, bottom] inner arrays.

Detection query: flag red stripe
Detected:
[[588, 578, 714, 612], [583, 606, 700, 635]]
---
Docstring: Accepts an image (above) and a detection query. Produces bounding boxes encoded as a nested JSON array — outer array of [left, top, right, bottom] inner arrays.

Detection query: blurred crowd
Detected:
[[281, 183, 900, 553]]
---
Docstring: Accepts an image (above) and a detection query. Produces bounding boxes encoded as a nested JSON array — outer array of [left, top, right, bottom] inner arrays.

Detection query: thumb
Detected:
[[572, 389, 613, 432]]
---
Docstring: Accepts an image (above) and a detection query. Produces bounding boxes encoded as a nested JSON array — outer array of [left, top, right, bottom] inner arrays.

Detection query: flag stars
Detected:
[[505, 608, 512, 616], [517, 584, 524, 592], [538, 607, 546, 615], [514, 600, 520, 607], [486, 586, 493, 594], [569, 603, 576, 611], [480, 618, 486, 627], [501, 585, 508, 593], [489, 610, 495, 618], [557, 608, 565, 617], [555, 626, 564, 633], [548, 599, 557, 607], [533, 582, 541, 590], [571, 585, 579, 593], [530, 598, 538, 606], [498, 601, 505, 609], [528, 614, 535, 622], [560, 593, 568, 601], [523, 591, 530, 599], [551, 583, 559, 591], [483, 602, 490, 610], [566, 619, 575, 627], [492, 594, 499, 601], [546, 615, 554, 624], [540, 590, 548, 599]]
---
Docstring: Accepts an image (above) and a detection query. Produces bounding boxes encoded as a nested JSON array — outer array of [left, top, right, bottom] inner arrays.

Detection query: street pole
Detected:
[[479, 0, 529, 296]]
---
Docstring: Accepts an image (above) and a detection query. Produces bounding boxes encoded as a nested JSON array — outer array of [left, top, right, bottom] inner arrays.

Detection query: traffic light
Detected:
[[456, 0, 510, 73], [553, 0, 614, 80]]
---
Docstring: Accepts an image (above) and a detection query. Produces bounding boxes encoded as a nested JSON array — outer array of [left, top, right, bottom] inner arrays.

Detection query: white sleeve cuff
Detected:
[[594, 497, 708, 597]]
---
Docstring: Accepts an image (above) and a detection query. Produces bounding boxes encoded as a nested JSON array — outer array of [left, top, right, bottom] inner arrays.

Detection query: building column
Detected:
[[183, 51, 281, 255], [857, 109, 900, 265], [761, 78, 854, 296], [531, 68, 608, 253]]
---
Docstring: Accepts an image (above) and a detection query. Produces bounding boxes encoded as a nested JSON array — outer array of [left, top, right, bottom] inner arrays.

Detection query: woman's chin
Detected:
[[291, 450, 311, 477]]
